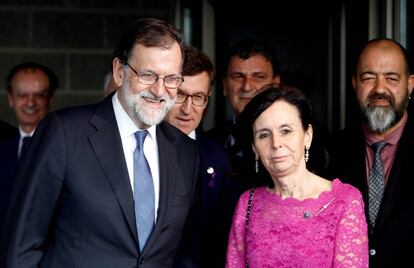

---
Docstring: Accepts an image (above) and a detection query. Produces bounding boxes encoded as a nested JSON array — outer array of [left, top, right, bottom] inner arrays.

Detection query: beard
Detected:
[[120, 73, 176, 128], [360, 92, 409, 133]]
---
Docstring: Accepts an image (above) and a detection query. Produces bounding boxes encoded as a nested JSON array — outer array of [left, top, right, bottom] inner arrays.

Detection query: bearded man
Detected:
[[326, 38, 414, 268], [1, 18, 200, 268]]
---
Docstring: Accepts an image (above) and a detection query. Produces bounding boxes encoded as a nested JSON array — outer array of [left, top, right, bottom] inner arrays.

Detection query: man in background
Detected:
[[166, 46, 241, 267], [207, 38, 280, 188], [0, 120, 17, 142], [327, 38, 414, 267], [0, 61, 58, 233], [5, 61, 59, 158]]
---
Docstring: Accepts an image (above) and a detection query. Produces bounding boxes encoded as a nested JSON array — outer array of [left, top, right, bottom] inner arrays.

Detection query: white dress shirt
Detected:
[[188, 130, 196, 140], [112, 92, 160, 221]]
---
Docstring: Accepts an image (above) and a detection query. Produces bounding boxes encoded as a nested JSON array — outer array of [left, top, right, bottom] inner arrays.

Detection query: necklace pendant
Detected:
[[303, 211, 312, 219]]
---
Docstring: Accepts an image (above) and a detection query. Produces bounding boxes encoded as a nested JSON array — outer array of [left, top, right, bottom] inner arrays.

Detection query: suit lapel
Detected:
[[145, 122, 179, 250], [88, 96, 138, 243], [377, 116, 413, 228]]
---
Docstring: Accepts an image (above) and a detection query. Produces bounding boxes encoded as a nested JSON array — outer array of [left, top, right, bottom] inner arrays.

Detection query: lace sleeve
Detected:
[[333, 187, 368, 267], [226, 192, 249, 268]]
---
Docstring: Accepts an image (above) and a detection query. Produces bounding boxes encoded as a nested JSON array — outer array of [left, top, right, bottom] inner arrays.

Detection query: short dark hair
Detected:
[[224, 38, 279, 77], [113, 18, 184, 64], [238, 85, 312, 144], [183, 46, 215, 86], [6, 61, 59, 97]]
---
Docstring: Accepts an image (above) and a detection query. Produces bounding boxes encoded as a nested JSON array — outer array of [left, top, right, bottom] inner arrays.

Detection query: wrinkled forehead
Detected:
[[357, 42, 407, 73], [11, 69, 50, 91]]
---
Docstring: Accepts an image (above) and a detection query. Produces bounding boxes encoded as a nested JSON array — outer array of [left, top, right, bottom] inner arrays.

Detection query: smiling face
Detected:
[[165, 71, 210, 135], [252, 100, 312, 178], [114, 42, 182, 129], [223, 54, 279, 116], [353, 40, 414, 134], [8, 68, 52, 133]]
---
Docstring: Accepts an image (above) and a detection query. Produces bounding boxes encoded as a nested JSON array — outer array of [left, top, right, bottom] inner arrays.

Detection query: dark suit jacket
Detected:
[[1, 95, 201, 268], [326, 112, 414, 267], [196, 130, 242, 267], [0, 133, 19, 234], [0, 120, 17, 142], [207, 120, 266, 189]]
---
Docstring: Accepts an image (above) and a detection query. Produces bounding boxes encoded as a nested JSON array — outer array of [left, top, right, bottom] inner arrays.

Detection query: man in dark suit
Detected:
[[0, 62, 58, 234], [0, 120, 17, 142], [326, 38, 414, 267], [0, 120, 18, 233], [1, 18, 200, 268], [207, 38, 281, 189], [165, 46, 242, 267], [4, 61, 59, 157]]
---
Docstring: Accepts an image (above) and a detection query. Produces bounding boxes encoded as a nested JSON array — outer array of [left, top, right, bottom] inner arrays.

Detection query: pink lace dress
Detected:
[[226, 179, 368, 268]]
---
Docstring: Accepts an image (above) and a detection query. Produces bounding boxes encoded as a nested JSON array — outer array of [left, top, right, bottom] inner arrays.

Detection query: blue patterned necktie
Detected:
[[134, 130, 155, 251], [368, 141, 387, 230]]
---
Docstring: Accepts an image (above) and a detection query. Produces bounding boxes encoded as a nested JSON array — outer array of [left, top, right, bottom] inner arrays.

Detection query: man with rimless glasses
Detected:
[[2, 18, 200, 268], [0, 62, 58, 234], [166, 46, 242, 267], [5, 61, 59, 158]]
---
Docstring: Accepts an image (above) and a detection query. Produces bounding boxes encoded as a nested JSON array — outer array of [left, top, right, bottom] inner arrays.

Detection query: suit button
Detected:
[[139, 258, 145, 264], [369, 249, 376, 256]]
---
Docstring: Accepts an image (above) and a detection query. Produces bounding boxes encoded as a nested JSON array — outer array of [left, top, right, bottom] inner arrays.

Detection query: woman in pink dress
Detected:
[[226, 86, 368, 267]]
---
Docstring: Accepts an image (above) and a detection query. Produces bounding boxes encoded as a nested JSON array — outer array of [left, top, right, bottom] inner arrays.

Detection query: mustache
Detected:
[[367, 93, 394, 105], [140, 90, 167, 102]]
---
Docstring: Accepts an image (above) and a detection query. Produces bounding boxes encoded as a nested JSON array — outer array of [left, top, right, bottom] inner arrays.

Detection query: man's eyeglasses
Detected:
[[13, 91, 49, 101], [176, 92, 209, 107], [124, 62, 184, 89]]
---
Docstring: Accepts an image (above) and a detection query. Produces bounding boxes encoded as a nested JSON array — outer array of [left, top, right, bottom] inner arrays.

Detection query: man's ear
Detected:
[[272, 74, 281, 86], [222, 77, 228, 97], [46, 96, 54, 110], [352, 75, 357, 92], [7, 92, 14, 108], [407, 74, 414, 96], [112, 58, 125, 87]]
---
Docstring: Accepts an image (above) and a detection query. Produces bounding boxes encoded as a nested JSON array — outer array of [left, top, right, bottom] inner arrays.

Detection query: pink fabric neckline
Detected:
[[263, 178, 340, 205]]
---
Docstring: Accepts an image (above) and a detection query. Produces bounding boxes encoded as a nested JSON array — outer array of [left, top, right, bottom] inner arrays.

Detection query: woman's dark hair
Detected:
[[236, 84, 329, 181], [238, 84, 313, 145]]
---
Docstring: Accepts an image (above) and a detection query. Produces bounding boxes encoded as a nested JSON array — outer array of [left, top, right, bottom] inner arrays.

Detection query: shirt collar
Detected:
[[18, 126, 34, 138], [188, 130, 196, 140], [112, 91, 157, 139]]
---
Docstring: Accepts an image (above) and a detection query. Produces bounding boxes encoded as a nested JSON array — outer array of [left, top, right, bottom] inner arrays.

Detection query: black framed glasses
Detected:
[[124, 62, 184, 89], [176, 91, 209, 107]]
